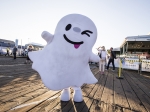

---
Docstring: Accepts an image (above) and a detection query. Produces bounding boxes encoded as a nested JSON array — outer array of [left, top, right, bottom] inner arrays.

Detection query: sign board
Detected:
[[106, 58, 150, 72]]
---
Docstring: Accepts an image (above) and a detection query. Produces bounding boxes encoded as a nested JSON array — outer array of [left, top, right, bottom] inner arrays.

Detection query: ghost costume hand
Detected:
[[89, 52, 100, 62], [41, 31, 53, 44]]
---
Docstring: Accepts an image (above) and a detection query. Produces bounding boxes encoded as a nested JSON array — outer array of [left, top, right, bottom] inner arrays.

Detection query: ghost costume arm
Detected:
[[89, 52, 100, 62], [41, 31, 53, 44]]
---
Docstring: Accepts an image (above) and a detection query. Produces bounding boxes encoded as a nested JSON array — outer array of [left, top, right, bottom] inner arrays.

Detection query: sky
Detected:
[[0, 0, 150, 53]]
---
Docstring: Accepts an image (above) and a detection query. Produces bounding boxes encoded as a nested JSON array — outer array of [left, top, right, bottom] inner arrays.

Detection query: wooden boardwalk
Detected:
[[0, 56, 150, 112]]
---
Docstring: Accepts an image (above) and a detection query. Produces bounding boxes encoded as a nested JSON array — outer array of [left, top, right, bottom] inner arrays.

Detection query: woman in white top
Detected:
[[99, 46, 107, 74]]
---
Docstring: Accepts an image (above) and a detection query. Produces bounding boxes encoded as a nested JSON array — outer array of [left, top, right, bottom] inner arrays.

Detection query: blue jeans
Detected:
[[107, 59, 115, 70]]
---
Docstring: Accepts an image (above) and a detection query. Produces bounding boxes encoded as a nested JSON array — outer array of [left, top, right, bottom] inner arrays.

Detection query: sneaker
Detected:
[[112, 69, 115, 71], [60, 88, 70, 101], [73, 87, 83, 102]]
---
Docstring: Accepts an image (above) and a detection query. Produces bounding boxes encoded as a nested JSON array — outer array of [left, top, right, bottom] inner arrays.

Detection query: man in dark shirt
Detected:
[[106, 47, 116, 71], [13, 46, 17, 59]]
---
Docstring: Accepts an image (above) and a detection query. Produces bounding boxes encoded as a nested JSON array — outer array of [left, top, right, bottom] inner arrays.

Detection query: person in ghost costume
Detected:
[[29, 14, 100, 102]]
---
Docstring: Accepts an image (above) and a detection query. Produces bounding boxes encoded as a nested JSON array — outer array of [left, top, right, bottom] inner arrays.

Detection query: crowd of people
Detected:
[[4, 45, 33, 64], [3, 45, 117, 72], [97, 46, 116, 75]]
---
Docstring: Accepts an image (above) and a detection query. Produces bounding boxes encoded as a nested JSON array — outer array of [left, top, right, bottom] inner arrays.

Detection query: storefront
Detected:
[[120, 35, 150, 59]]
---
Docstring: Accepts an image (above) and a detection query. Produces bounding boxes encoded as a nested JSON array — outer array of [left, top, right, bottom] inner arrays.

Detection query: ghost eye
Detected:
[[81, 30, 93, 37], [65, 24, 72, 31]]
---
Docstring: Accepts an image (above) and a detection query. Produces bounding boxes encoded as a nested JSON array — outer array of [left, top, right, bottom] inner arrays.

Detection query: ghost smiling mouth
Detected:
[[63, 34, 84, 49]]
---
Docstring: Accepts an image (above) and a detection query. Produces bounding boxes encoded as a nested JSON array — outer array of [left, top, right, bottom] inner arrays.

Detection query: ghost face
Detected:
[[63, 24, 93, 49], [54, 14, 97, 51]]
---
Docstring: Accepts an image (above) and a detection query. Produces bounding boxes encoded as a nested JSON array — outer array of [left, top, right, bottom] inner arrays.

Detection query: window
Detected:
[[18, 45, 21, 48], [1, 43, 8, 47], [11, 44, 15, 47]]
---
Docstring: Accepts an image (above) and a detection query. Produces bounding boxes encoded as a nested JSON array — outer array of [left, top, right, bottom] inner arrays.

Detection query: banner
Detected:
[[106, 58, 150, 72], [141, 60, 150, 72]]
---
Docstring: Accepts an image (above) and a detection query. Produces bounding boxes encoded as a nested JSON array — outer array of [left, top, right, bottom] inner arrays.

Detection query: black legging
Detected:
[[5, 52, 9, 56], [13, 53, 16, 59], [107, 59, 115, 70]]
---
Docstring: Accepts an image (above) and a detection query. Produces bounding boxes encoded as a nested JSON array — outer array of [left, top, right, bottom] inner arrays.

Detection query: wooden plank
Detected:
[[24, 88, 48, 98], [89, 70, 108, 112], [93, 72, 108, 100], [0, 101, 18, 112], [0, 72, 39, 88], [81, 98, 93, 112], [127, 72, 150, 98], [69, 97, 89, 112], [121, 71, 148, 112], [0, 80, 41, 93], [0, 76, 41, 91], [42, 95, 61, 112], [89, 70, 107, 112], [0, 84, 44, 102], [0, 96, 32, 112], [113, 71, 130, 109], [59, 100, 75, 112], [8, 91, 60, 112], [123, 71, 150, 111], [50, 101, 69, 112], [128, 71, 150, 90], [81, 71, 101, 112], [28, 93, 61, 112], [130, 70, 150, 85], [101, 73, 114, 112]]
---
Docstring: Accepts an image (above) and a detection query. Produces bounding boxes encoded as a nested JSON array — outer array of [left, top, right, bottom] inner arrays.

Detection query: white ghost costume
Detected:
[[29, 14, 100, 102]]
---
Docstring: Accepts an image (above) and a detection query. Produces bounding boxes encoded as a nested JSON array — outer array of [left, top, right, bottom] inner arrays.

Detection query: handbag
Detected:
[[99, 51, 102, 58]]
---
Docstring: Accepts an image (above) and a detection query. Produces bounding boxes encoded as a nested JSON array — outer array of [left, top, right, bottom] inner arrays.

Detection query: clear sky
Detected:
[[0, 0, 150, 53]]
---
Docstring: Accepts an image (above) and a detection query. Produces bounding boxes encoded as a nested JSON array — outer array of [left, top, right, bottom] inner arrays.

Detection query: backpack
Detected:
[[99, 51, 102, 58]]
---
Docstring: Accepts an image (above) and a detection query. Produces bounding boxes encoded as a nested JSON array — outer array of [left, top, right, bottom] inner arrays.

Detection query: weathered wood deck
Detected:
[[0, 56, 150, 112]]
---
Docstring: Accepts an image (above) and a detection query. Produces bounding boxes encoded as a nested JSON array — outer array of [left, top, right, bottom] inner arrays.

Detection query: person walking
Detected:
[[5, 47, 10, 56], [25, 45, 33, 64], [106, 47, 116, 71], [13, 46, 17, 59], [99, 46, 107, 74]]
